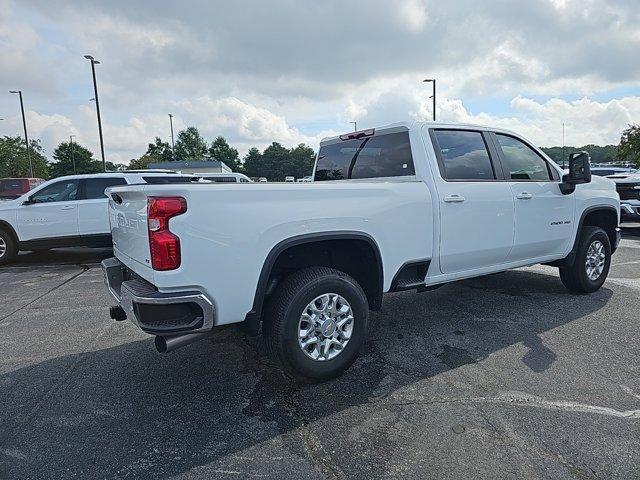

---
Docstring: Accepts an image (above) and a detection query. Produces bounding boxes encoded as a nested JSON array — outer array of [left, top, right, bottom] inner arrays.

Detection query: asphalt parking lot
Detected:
[[1, 229, 639, 480]]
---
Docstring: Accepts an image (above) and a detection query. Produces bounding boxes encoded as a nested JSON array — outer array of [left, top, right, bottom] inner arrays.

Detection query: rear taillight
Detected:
[[147, 196, 187, 271]]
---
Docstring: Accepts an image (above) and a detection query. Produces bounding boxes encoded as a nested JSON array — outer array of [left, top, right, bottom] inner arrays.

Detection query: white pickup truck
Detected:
[[102, 121, 620, 380]]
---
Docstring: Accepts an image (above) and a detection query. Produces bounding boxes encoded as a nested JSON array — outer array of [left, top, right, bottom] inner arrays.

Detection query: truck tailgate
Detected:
[[107, 187, 154, 281]]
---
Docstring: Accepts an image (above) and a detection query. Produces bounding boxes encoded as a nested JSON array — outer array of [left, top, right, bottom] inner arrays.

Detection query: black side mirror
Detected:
[[560, 151, 591, 195], [22, 196, 35, 205]]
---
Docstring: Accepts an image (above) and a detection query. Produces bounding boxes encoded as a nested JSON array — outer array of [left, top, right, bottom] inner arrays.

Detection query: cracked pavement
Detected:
[[1, 230, 639, 479]]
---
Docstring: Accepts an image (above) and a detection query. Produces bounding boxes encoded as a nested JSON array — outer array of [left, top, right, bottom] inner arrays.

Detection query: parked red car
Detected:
[[0, 178, 45, 200]]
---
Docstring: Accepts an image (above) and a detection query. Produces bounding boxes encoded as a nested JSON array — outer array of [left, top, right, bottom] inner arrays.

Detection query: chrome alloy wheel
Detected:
[[585, 240, 606, 281], [298, 293, 354, 361], [0, 236, 6, 259]]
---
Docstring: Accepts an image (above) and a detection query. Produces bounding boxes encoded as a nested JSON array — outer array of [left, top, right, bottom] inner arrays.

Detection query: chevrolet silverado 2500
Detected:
[[102, 121, 620, 380]]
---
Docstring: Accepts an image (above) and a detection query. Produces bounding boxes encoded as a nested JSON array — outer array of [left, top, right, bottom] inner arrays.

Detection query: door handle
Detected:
[[443, 194, 466, 203], [516, 192, 533, 200], [61, 205, 76, 210]]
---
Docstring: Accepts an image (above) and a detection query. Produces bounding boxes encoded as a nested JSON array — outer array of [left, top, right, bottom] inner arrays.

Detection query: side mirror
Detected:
[[22, 196, 35, 206], [560, 151, 591, 195]]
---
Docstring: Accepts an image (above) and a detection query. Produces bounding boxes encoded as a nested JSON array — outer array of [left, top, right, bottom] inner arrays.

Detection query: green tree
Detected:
[[105, 161, 122, 172], [50, 141, 101, 178], [209, 136, 241, 171], [146, 137, 174, 162], [242, 143, 316, 181], [0, 136, 49, 178], [260, 142, 291, 181], [288, 143, 316, 179], [243, 147, 264, 178], [541, 144, 618, 167], [617, 124, 640, 166], [128, 154, 157, 170], [174, 126, 207, 161]]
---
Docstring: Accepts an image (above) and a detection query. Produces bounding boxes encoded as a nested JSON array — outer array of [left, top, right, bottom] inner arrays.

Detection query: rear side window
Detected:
[[495, 134, 552, 181], [315, 131, 415, 181], [142, 176, 195, 184], [83, 177, 127, 200], [433, 130, 496, 181]]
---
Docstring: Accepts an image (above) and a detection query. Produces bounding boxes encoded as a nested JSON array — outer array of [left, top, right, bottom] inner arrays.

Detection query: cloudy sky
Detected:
[[0, 0, 639, 164]]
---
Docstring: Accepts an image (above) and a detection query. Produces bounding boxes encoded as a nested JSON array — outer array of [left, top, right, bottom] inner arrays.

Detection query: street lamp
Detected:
[[84, 55, 106, 172], [9, 90, 33, 177], [423, 78, 436, 122], [70, 135, 77, 174], [349, 121, 357, 132], [168, 113, 175, 159]]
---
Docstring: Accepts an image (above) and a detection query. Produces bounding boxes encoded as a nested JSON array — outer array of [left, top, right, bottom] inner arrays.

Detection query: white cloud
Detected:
[[0, 0, 638, 165], [396, 0, 428, 32]]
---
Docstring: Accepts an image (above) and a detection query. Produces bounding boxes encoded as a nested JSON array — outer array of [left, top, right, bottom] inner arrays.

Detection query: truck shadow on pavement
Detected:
[[0, 269, 614, 479]]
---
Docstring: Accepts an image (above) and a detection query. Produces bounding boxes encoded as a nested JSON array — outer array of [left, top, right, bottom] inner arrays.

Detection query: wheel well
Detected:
[[0, 221, 18, 245], [582, 208, 618, 250], [244, 235, 383, 335], [267, 238, 383, 309]]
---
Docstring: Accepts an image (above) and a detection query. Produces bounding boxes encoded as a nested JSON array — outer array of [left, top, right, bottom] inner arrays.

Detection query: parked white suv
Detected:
[[102, 121, 620, 380], [0, 171, 196, 264]]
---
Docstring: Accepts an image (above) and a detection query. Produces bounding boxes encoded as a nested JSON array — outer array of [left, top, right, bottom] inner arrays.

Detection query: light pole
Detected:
[[168, 113, 175, 159], [349, 121, 357, 132], [84, 55, 106, 172], [9, 90, 33, 177], [70, 135, 77, 174], [423, 78, 436, 121]]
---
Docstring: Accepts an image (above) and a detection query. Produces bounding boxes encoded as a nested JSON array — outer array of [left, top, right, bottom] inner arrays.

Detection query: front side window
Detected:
[[30, 180, 79, 203], [433, 130, 495, 181], [495, 134, 552, 181], [83, 177, 127, 200], [315, 131, 415, 181]]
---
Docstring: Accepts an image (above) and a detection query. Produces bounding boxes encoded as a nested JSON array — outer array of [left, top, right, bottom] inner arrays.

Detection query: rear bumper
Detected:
[[101, 257, 215, 335]]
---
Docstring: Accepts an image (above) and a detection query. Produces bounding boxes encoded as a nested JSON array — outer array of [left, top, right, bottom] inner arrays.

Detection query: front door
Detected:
[[430, 129, 515, 274], [491, 133, 575, 261], [16, 179, 80, 241]]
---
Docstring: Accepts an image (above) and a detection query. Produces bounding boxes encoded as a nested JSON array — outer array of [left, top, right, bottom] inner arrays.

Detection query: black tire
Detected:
[[263, 267, 369, 381], [559, 226, 611, 293], [0, 228, 18, 266]]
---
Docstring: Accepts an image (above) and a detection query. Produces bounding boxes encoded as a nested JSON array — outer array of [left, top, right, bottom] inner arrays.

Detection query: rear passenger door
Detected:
[[429, 129, 515, 274], [77, 177, 127, 236], [491, 133, 574, 261]]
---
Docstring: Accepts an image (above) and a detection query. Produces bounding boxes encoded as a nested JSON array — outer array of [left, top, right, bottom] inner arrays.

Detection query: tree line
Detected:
[[128, 126, 316, 181], [1, 124, 639, 181]]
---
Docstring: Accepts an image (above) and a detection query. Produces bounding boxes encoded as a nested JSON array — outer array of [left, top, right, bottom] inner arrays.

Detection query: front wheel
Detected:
[[263, 267, 369, 381], [559, 226, 611, 293], [0, 229, 18, 266]]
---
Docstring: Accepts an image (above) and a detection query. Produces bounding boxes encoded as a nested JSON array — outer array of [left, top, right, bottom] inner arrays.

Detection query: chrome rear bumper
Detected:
[[101, 257, 215, 334]]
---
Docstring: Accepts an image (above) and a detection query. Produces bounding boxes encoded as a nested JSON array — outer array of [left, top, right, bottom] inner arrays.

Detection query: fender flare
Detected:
[[243, 231, 383, 335], [560, 205, 619, 267]]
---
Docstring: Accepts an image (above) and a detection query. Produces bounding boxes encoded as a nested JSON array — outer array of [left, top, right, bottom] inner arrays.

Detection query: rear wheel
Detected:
[[559, 226, 611, 293], [0, 228, 18, 266], [263, 267, 369, 381]]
